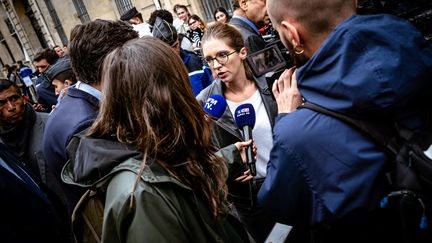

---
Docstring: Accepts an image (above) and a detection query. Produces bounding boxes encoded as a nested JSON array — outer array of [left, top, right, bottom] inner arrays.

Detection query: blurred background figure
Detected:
[[148, 9, 195, 53], [120, 6, 152, 37], [213, 7, 231, 23], [4, 64, 24, 90], [53, 45, 65, 58], [63, 36, 249, 242], [152, 17, 212, 96], [187, 14, 207, 50], [33, 48, 60, 112], [173, 4, 190, 34], [230, 0, 269, 54]]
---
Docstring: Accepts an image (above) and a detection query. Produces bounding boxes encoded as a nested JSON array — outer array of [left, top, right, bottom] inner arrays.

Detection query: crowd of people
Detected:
[[0, 0, 431, 243]]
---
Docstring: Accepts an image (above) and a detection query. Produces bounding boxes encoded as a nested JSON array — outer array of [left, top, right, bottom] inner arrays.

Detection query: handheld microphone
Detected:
[[203, 94, 227, 119], [234, 103, 256, 176]]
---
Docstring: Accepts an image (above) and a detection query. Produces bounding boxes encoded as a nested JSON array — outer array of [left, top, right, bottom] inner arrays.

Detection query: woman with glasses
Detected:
[[197, 22, 278, 243], [187, 14, 207, 50]]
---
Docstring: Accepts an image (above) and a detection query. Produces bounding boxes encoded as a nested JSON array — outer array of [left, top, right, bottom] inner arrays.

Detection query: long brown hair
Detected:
[[88, 37, 229, 216], [201, 22, 254, 80]]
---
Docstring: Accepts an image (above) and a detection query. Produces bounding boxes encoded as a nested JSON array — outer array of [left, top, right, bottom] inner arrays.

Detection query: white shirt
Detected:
[[133, 23, 152, 38], [227, 90, 273, 178], [173, 18, 189, 34]]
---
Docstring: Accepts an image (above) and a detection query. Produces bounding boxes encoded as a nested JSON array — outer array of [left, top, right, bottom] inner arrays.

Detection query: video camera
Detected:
[[246, 36, 294, 93]]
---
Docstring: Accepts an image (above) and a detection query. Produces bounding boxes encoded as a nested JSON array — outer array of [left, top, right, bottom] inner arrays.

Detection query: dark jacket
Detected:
[[180, 50, 213, 96], [230, 17, 267, 54], [0, 143, 70, 243], [258, 14, 432, 242], [62, 131, 249, 243], [196, 76, 277, 204], [35, 75, 57, 112], [0, 105, 48, 183], [43, 86, 99, 214]]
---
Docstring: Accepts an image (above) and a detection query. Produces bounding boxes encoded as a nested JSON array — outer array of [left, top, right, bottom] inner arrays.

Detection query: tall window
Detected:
[[23, 0, 48, 48], [114, 0, 133, 16], [72, 0, 90, 23], [4, 18, 22, 55], [0, 30, 15, 63], [44, 0, 68, 44]]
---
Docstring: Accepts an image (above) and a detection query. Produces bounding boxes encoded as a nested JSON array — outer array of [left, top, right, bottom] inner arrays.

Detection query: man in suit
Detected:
[[230, 0, 270, 54], [43, 19, 138, 216]]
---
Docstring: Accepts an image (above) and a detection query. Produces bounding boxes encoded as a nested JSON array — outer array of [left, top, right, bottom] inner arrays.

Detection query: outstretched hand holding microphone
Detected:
[[234, 104, 257, 177], [203, 95, 256, 182]]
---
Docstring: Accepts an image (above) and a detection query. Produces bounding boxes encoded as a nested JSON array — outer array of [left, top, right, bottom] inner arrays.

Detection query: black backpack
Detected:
[[301, 101, 432, 242]]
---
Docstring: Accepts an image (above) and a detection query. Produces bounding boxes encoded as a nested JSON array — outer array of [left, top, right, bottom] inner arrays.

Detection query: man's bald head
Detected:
[[268, 0, 356, 35]]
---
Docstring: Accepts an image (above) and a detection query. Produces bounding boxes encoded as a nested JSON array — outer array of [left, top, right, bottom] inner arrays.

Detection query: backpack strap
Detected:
[[71, 178, 110, 243], [300, 101, 400, 156], [301, 101, 431, 231], [72, 189, 104, 243]]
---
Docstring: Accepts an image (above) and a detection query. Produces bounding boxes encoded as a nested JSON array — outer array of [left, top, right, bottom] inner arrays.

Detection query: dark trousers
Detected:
[[233, 178, 275, 243]]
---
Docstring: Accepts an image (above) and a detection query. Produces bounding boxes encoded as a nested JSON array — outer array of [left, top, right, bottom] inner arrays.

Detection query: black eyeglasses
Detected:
[[188, 20, 196, 26], [203, 51, 237, 66]]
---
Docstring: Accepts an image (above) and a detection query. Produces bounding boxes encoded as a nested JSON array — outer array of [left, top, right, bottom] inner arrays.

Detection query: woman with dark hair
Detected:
[[213, 7, 231, 23], [62, 37, 249, 242], [197, 22, 278, 243]]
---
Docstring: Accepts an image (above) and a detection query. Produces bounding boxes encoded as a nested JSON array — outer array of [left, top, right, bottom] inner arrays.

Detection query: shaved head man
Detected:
[[267, 0, 357, 66], [259, 0, 432, 242]]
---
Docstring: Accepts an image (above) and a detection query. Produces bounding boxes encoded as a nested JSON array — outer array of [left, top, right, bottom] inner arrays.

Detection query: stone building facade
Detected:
[[0, 0, 232, 76]]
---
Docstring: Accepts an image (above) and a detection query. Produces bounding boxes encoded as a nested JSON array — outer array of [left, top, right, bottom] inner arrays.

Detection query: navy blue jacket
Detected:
[[258, 14, 432, 241], [43, 87, 99, 214], [181, 50, 213, 96], [35, 75, 58, 111], [0, 143, 70, 243]]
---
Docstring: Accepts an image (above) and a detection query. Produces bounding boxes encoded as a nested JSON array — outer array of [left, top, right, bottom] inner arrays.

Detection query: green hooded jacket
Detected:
[[62, 131, 249, 243]]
